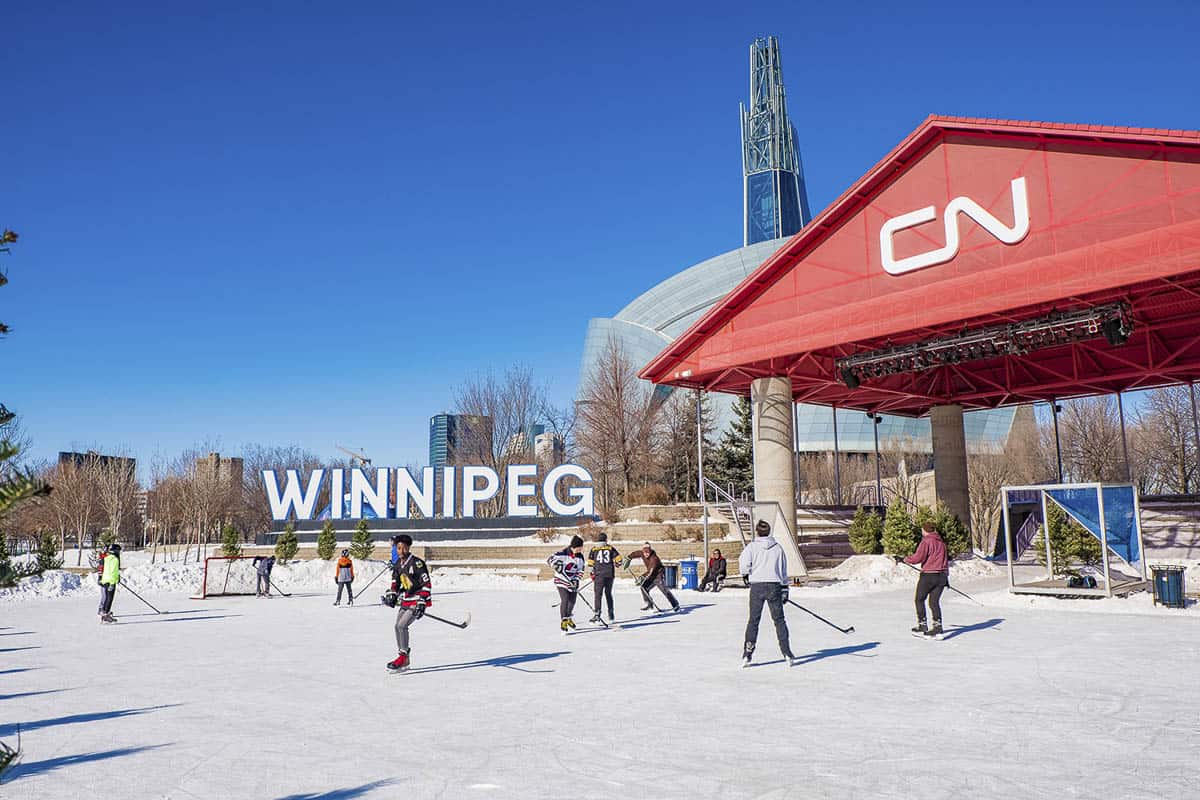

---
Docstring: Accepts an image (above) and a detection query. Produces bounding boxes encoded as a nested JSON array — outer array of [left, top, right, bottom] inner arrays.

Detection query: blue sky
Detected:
[[5, 1, 1200, 472]]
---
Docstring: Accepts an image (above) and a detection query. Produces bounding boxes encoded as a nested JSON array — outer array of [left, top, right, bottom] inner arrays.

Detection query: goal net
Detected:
[[192, 556, 263, 599]]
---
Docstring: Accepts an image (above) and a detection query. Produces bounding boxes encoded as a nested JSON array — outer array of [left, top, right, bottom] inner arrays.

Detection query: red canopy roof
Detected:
[[640, 115, 1200, 415]]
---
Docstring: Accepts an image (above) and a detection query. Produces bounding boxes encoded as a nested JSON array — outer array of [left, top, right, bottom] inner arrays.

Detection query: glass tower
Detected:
[[741, 36, 812, 245]]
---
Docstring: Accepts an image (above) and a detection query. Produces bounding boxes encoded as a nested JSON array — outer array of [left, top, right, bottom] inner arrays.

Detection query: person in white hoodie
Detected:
[[738, 520, 795, 667]]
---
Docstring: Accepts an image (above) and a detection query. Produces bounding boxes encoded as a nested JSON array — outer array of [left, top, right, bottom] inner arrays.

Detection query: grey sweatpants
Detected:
[[745, 582, 791, 657], [394, 607, 419, 652]]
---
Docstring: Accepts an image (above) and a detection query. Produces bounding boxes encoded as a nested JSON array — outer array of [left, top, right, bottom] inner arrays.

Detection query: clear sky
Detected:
[[5, 1, 1200, 472]]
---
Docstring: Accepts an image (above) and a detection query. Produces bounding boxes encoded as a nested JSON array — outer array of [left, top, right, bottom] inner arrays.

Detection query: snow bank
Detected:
[[814, 554, 1004, 593], [0, 569, 84, 601]]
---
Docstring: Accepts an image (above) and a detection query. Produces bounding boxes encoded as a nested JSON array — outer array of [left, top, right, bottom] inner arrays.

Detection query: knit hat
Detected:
[[569, 535, 584, 549]]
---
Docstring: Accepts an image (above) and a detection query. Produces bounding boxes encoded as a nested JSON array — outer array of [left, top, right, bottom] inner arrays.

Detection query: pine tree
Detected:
[[220, 523, 242, 557], [349, 519, 374, 560], [933, 502, 970, 559], [881, 496, 919, 556], [1032, 499, 1102, 577], [847, 506, 884, 554], [274, 522, 299, 563], [0, 530, 13, 587], [708, 396, 754, 498], [0, 233, 49, 520], [34, 532, 63, 573], [316, 521, 337, 560]]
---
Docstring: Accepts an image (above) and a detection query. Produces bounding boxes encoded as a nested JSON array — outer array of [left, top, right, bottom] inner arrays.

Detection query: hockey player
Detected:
[[98, 543, 121, 623], [548, 535, 586, 632], [698, 548, 727, 592], [627, 542, 680, 613], [386, 534, 432, 672], [738, 521, 795, 667], [586, 532, 622, 622], [902, 520, 949, 639], [254, 555, 275, 597], [334, 549, 354, 606]]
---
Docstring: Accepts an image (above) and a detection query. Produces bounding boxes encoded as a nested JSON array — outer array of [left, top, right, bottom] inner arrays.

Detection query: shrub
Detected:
[[34, 532, 63, 573], [600, 505, 622, 524], [847, 506, 883, 554], [627, 484, 669, 507], [684, 525, 703, 542], [349, 519, 375, 561], [316, 521, 337, 560], [676, 505, 702, 521], [274, 523, 299, 563], [881, 497, 919, 557], [535, 528, 559, 543], [219, 524, 242, 558], [99, 529, 118, 550], [648, 511, 663, 524], [0, 531, 13, 588], [663, 524, 682, 542], [577, 520, 602, 541], [933, 502, 970, 560]]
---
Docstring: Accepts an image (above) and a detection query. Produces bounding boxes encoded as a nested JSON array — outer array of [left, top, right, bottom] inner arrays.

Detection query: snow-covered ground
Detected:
[[3, 558, 1199, 798]]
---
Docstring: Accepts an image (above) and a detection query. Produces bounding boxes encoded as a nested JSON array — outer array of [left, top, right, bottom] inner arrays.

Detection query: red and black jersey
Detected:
[[391, 553, 432, 608]]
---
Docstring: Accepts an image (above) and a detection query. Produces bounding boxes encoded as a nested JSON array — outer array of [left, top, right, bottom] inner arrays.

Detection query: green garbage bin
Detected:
[[1151, 564, 1186, 608]]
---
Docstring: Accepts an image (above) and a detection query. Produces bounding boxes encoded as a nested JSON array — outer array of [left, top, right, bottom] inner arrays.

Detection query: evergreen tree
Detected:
[[933, 502, 970, 559], [316, 521, 337, 560], [707, 396, 754, 498], [34, 532, 63, 573], [349, 519, 374, 560], [847, 506, 884, 554], [1032, 499, 1102, 577], [274, 522, 299, 563], [0, 530, 13, 587], [0, 233, 49, 520], [881, 496, 919, 556], [219, 523, 242, 557], [99, 529, 117, 550]]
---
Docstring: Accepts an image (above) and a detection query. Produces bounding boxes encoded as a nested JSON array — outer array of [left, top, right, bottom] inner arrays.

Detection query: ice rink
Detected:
[[3, 566, 1199, 799]]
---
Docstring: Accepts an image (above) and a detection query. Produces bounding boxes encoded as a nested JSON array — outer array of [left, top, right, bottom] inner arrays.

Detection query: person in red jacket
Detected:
[[902, 520, 949, 639]]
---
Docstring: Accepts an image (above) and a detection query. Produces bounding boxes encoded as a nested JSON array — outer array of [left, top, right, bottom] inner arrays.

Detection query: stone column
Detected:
[[930, 404, 971, 529], [751, 377, 796, 535]]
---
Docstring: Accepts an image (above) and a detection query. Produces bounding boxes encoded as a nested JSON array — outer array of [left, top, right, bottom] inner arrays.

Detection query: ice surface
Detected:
[[2, 560, 1198, 798]]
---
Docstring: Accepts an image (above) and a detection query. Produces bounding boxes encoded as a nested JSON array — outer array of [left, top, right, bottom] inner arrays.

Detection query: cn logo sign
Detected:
[[879, 177, 1030, 276]]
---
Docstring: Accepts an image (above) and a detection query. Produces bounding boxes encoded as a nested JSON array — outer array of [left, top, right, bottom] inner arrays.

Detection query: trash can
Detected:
[[1151, 564, 1186, 608], [679, 559, 699, 590], [662, 563, 679, 590]]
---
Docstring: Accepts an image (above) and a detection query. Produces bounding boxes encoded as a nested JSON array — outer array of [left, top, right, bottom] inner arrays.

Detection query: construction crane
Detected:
[[335, 444, 372, 468]]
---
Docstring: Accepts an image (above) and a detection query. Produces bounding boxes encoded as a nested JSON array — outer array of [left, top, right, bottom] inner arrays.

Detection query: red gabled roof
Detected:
[[639, 115, 1200, 388]]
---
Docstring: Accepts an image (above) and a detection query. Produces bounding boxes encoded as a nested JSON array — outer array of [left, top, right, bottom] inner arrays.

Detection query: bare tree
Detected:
[[797, 454, 876, 505], [95, 450, 138, 546], [48, 457, 99, 563], [1057, 395, 1127, 482], [1132, 386, 1197, 494], [576, 336, 665, 511], [240, 444, 324, 533]]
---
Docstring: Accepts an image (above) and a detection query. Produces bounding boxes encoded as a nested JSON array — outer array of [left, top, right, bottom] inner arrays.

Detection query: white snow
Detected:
[[2, 560, 1199, 798]]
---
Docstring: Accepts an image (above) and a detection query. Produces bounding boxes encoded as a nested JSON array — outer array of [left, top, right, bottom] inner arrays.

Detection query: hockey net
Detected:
[[191, 556, 262, 599]]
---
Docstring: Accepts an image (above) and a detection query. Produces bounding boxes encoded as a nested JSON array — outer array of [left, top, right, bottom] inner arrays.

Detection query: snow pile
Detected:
[[0, 569, 84, 601], [977, 586, 1200, 616], [812, 554, 1004, 594]]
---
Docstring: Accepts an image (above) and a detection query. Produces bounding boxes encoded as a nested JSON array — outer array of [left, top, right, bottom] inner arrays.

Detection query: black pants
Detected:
[[915, 571, 949, 625], [336, 582, 354, 603], [698, 572, 724, 592], [557, 587, 577, 620], [593, 575, 615, 618], [100, 584, 116, 614], [744, 582, 790, 657], [641, 574, 680, 610]]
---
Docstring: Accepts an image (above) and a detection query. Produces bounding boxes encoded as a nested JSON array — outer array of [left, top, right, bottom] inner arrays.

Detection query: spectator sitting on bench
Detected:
[[698, 549, 728, 592]]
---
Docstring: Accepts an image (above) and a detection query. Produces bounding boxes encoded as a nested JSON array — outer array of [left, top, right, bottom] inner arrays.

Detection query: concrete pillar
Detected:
[[930, 404, 971, 529], [751, 377, 796, 534]]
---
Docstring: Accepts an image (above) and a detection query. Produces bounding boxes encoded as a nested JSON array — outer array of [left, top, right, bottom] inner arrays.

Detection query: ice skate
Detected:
[[924, 623, 945, 641], [565, 618, 576, 630], [589, 613, 601, 624], [386, 652, 410, 673], [910, 622, 928, 638], [560, 619, 571, 635]]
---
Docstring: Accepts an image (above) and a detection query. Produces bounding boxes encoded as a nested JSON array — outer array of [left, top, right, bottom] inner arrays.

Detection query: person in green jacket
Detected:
[[99, 543, 121, 623]]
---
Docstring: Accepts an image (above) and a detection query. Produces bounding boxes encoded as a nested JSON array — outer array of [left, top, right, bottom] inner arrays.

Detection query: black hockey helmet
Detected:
[[109, 542, 122, 554]]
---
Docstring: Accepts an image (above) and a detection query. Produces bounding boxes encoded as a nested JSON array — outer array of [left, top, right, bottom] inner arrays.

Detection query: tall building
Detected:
[[58, 450, 136, 478], [534, 432, 565, 467], [195, 452, 244, 488], [429, 413, 494, 468], [741, 36, 812, 245]]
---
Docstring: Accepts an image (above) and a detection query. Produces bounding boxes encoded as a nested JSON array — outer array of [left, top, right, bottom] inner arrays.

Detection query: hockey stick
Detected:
[[550, 578, 594, 606], [268, 577, 292, 597], [624, 562, 664, 612], [572, 590, 610, 628], [121, 583, 162, 614], [424, 611, 471, 629], [786, 599, 855, 635], [898, 561, 983, 606], [354, 563, 391, 598]]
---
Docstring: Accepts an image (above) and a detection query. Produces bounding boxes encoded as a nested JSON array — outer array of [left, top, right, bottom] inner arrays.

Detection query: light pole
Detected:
[[871, 412, 883, 507], [695, 388, 708, 561], [1051, 400, 1064, 483]]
